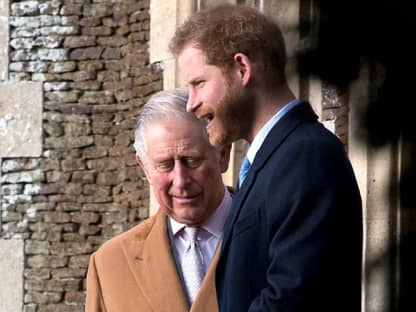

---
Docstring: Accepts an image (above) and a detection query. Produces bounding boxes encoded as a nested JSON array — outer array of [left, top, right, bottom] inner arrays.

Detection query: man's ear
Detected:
[[233, 52, 252, 86], [219, 144, 232, 173], [136, 155, 153, 185]]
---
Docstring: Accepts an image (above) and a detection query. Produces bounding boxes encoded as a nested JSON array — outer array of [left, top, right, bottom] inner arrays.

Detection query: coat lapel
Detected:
[[122, 210, 188, 312], [220, 102, 318, 255]]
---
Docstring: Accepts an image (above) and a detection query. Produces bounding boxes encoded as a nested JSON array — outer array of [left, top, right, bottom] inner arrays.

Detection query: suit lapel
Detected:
[[122, 210, 188, 311], [220, 102, 318, 254]]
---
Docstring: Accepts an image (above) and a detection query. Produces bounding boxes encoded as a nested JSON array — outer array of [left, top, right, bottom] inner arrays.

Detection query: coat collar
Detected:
[[120, 209, 221, 312], [121, 210, 189, 311]]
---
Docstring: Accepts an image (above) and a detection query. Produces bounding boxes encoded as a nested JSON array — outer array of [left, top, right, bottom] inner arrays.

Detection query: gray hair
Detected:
[[134, 89, 208, 161]]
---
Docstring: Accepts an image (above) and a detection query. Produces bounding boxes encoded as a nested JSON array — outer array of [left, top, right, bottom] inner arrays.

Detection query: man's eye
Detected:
[[155, 161, 173, 172], [195, 80, 205, 88], [183, 157, 203, 168]]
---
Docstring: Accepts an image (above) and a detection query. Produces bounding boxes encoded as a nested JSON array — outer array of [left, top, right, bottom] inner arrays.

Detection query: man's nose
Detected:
[[186, 89, 199, 113], [172, 162, 190, 187]]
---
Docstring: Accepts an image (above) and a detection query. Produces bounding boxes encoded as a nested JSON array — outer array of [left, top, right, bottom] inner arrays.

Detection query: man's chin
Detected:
[[208, 129, 227, 148], [209, 133, 234, 149], [177, 213, 205, 226]]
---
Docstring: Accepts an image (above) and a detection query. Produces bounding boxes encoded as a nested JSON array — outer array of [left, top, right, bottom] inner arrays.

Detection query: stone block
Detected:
[[34, 35, 63, 48], [25, 240, 50, 254], [27, 255, 68, 268], [2, 158, 40, 172], [50, 242, 92, 256], [63, 36, 96, 48], [102, 47, 122, 60], [0, 239, 24, 312], [44, 136, 94, 149], [79, 16, 101, 27], [70, 171, 95, 183], [11, 1, 40, 16], [1, 170, 45, 184], [60, 4, 82, 16], [2, 183, 24, 195], [0, 82, 43, 157], [60, 70, 96, 81], [39, 1, 61, 15], [25, 290, 62, 304], [44, 212, 70, 223], [82, 26, 112, 36], [39, 26, 79, 36], [82, 146, 108, 159], [64, 291, 86, 304]]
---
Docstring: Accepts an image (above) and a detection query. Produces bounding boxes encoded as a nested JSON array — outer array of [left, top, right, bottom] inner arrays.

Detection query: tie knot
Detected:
[[184, 227, 198, 243]]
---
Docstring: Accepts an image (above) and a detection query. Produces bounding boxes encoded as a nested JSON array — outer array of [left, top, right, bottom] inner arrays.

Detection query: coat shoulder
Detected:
[[94, 213, 160, 258]]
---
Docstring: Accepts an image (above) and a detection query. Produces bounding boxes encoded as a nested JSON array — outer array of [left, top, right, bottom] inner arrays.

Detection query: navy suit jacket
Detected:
[[216, 102, 363, 311]]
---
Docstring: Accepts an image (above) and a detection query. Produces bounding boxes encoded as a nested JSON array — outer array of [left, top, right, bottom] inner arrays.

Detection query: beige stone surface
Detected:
[[149, 0, 179, 64], [0, 0, 9, 16], [0, 239, 24, 312], [199, 0, 236, 10], [0, 82, 43, 157], [261, 0, 300, 97], [0, 1, 8, 80]]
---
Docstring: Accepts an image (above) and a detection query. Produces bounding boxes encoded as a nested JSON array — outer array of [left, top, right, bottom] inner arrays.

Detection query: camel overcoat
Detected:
[[86, 210, 219, 312]]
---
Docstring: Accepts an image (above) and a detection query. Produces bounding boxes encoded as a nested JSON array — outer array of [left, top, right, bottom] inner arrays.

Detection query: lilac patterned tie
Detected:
[[181, 227, 205, 304]]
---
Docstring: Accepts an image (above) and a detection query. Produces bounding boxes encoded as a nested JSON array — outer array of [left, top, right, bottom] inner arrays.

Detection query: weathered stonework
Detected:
[[1, 1, 160, 311], [321, 83, 349, 147]]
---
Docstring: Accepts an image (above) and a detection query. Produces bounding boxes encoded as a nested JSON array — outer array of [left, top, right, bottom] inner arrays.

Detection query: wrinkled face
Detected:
[[178, 44, 254, 148], [137, 117, 230, 226]]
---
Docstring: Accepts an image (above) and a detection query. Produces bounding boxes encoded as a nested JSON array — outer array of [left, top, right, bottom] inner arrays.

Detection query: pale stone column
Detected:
[[0, 239, 24, 312], [261, 0, 301, 98], [0, 0, 7, 232], [348, 68, 370, 311], [0, 0, 8, 80], [0, 4, 41, 309], [349, 65, 401, 311], [0, 157, 2, 231]]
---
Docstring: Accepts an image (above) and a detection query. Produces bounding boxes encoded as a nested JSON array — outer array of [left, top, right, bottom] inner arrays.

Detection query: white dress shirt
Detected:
[[246, 99, 301, 163], [169, 187, 232, 272]]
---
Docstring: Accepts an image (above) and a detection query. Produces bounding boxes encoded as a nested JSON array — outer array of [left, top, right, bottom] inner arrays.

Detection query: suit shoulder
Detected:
[[291, 120, 344, 149]]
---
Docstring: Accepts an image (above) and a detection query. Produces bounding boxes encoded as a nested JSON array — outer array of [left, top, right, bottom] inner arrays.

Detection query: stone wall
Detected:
[[0, 0, 162, 311], [321, 82, 349, 149]]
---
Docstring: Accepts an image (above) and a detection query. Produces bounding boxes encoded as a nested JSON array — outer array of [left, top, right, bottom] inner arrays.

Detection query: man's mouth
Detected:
[[201, 113, 214, 129], [173, 194, 200, 204]]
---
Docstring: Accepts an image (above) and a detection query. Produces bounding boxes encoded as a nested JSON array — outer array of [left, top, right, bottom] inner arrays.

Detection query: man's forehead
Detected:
[[148, 141, 207, 161], [178, 45, 206, 70]]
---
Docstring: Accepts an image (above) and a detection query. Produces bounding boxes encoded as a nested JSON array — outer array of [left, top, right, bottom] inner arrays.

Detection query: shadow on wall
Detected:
[[296, 0, 416, 311]]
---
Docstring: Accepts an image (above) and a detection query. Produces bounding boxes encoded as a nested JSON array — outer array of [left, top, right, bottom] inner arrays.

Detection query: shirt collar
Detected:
[[169, 186, 232, 239], [246, 99, 301, 163]]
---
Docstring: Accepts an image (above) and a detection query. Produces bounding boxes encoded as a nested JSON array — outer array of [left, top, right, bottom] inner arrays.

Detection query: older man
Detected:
[[86, 89, 232, 312]]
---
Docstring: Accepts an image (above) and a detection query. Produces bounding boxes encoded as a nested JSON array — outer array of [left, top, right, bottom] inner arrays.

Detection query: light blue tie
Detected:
[[238, 156, 251, 188]]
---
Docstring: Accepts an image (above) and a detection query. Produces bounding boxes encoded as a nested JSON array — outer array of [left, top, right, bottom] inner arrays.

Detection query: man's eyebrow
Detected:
[[188, 75, 203, 85]]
